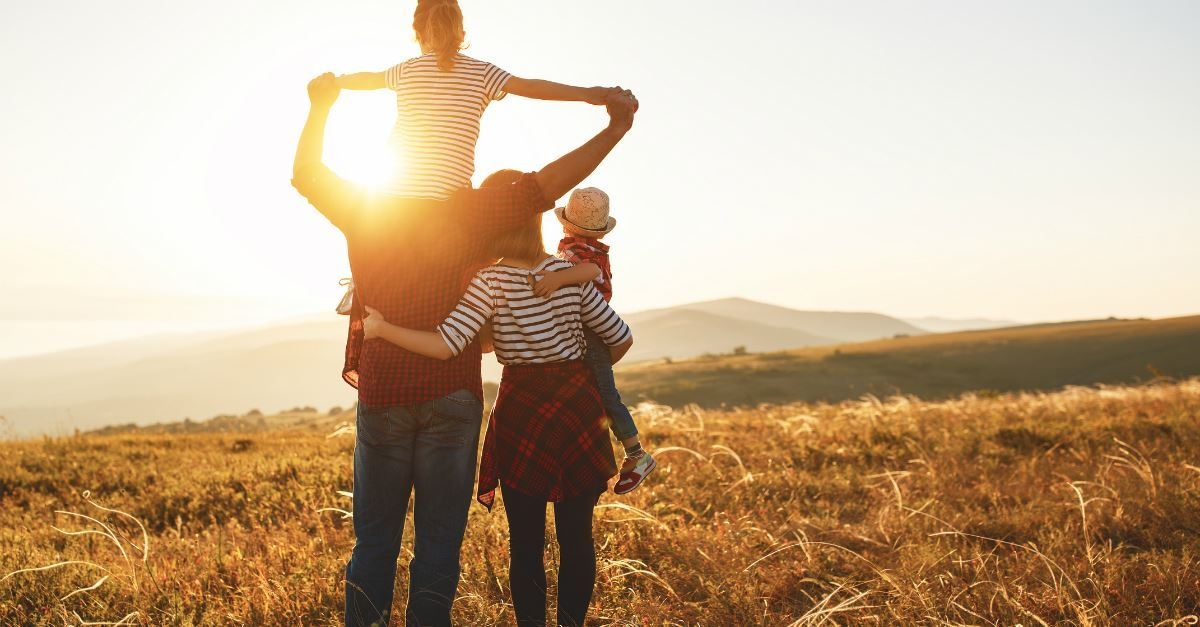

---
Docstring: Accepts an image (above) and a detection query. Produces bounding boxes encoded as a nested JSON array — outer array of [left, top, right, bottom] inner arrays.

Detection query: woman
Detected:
[[361, 169, 633, 627]]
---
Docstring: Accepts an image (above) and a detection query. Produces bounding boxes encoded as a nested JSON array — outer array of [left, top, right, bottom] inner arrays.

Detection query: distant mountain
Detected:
[[621, 309, 837, 362], [0, 315, 351, 435], [0, 330, 223, 380], [0, 335, 356, 438], [169, 317, 345, 355], [76, 314, 1200, 439], [901, 316, 1019, 333], [633, 297, 927, 343], [0, 298, 1018, 437]]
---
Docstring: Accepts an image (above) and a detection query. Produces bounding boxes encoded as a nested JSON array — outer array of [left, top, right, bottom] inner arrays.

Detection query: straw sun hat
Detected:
[[553, 187, 616, 237]]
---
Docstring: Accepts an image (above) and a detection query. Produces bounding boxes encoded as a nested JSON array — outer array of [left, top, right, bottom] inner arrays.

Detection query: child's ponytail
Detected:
[[413, 0, 465, 71]]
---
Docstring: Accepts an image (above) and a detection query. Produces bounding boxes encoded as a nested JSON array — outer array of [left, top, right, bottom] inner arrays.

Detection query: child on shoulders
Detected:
[[336, 0, 618, 199]]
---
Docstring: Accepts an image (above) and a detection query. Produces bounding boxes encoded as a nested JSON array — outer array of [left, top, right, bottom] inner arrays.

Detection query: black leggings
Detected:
[[501, 484, 598, 627]]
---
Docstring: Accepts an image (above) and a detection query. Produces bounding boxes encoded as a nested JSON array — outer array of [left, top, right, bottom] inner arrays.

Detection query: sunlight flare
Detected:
[[323, 97, 404, 191]]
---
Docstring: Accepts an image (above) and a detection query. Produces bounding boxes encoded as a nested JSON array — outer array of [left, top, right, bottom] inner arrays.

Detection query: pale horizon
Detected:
[[0, 294, 1017, 362], [3, 291, 1190, 362], [3, 1, 1198, 360]]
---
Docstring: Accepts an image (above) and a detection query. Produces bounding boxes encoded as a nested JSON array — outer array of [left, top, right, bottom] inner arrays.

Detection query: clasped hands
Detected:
[[305, 72, 637, 119]]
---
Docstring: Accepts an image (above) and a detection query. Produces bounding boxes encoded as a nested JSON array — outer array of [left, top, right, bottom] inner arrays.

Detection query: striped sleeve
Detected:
[[481, 62, 512, 101], [579, 282, 631, 346], [384, 61, 405, 91], [436, 273, 496, 356]]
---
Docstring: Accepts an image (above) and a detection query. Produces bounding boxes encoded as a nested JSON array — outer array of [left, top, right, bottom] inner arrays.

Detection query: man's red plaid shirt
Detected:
[[292, 163, 552, 407], [556, 236, 613, 302]]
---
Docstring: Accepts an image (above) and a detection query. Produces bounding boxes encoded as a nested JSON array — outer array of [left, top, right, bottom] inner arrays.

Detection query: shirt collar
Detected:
[[559, 235, 609, 253]]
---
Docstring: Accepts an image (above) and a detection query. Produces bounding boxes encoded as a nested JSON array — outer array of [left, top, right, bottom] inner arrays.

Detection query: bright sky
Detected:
[[2, 0, 1198, 358]]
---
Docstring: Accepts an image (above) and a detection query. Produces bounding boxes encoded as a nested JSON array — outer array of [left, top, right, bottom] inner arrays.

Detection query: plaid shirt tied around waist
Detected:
[[478, 359, 617, 509]]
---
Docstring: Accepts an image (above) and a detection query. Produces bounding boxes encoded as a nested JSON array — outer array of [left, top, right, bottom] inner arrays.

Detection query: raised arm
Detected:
[[533, 90, 638, 203], [448, 90, 638, 245], [504, 77, 616, 104], [335, 71, 387, 90], [292, 73, 339, 178], [291, 73, 365, 230]]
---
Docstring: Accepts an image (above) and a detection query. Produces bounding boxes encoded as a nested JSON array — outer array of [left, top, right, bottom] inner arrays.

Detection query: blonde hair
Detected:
[[478, 169, 543, 262], [413, 0, 466, 71], [490, 216, 546, 264], [480, 169, 523, 188]]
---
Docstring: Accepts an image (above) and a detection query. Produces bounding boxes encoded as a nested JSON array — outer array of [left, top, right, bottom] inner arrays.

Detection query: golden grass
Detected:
[[2, 379, 1199, 625]]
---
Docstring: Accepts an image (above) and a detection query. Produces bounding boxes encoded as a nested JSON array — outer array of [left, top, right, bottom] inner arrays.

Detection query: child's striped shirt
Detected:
[[384, 53, 511, 199], [437, 258, 631, 364]]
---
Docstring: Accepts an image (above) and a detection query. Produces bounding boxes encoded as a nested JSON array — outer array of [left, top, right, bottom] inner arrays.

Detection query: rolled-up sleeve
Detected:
[[579, 282, 631, 346], [436, 274, 496, 356]]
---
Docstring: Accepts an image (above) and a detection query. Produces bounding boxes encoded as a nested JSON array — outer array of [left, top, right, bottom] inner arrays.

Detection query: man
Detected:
[[291, 72, 637, 627]]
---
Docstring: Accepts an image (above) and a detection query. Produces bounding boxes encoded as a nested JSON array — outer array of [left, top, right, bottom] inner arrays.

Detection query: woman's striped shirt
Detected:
[[437, 257, 632, 364], [384, 53, 511, 199]]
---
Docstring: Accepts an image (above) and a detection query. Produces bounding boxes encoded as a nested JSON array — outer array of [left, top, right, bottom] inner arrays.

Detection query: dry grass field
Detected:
[[2, 378, 1199, 625]]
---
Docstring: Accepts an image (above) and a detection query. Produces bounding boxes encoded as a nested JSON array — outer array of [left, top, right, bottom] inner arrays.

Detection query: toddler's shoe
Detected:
[[614, 451, 656, 494]]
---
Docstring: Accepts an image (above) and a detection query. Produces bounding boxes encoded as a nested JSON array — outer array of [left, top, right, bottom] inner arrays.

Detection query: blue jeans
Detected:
[[582, 329, 638, 442], [344, 389, 484, 627]]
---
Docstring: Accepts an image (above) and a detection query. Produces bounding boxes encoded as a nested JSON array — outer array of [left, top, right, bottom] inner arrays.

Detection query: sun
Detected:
[[330, 140, 399, 190], [323, 94, 404, 191]]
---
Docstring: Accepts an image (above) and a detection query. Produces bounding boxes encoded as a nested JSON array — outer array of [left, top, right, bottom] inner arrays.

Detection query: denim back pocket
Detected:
[[355, 403, 395, 446], [432, 389, 483, 425], [426, 390, 484, 447]]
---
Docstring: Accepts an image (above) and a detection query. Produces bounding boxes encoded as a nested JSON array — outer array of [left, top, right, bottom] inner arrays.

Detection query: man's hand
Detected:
[[605, 89, 638, 134], [585, 86, 622, 106], [532, 270, 567, 298], [532, 88, 637, 202], [362, 306, 386, 339], [307, 72, 340, 109]]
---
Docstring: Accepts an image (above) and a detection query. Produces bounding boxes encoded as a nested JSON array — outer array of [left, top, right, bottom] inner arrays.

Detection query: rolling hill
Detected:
[[15, 313, 1197, 439], [0, 336, 355, 438], [627, 297, 926, 343], [615, 314, 1200, 408], [900, 316, 1019, 333], [618, 309, 837, 362], [0, 299, 926, 437]]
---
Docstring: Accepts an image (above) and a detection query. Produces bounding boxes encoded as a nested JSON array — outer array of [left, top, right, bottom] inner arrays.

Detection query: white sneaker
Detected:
[[614, 452, 656, 494]]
